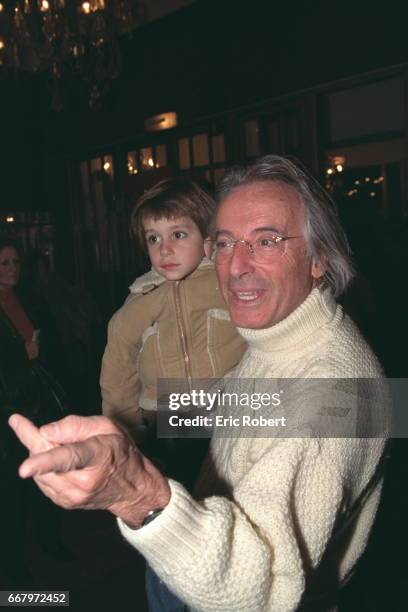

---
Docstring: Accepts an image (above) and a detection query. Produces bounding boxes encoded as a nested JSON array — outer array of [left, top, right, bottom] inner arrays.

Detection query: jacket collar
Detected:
[[128, 257, 214, 296]]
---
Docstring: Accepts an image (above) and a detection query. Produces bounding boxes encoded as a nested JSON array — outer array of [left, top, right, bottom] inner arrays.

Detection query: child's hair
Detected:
[[131, 177, 215, 249]]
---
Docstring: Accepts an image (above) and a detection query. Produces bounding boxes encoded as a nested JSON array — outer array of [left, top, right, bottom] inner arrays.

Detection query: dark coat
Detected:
[[0, 305, 66, 458]]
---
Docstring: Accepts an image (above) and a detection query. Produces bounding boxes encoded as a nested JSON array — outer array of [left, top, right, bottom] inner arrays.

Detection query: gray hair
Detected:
[[216, 155, 354, 297]]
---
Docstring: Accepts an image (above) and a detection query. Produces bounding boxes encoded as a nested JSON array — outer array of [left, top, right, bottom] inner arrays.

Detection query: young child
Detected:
[[100, 177, 246, 441]]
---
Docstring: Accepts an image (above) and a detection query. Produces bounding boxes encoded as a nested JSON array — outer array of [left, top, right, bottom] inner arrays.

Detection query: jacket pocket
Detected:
[[206, 309, 246, 376], [139, 322, 162, 403]]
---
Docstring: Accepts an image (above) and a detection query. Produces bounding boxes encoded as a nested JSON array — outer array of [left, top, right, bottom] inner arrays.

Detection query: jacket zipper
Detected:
[[174, 281, 193, 385]]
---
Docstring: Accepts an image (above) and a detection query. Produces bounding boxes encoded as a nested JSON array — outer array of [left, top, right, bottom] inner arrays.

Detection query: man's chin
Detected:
[[229, 306, 272, 330], [225, 290, 270, 328]]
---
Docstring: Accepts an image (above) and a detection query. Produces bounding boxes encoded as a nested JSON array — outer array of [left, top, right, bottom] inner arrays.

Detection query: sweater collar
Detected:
[[237, 288, 338, 353]]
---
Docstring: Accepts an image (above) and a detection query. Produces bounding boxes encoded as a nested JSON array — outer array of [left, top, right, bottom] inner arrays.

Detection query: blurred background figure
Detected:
[[0, 237, 32, 586], [0, 238, 39, 361], [0, 237, 69, 588], [0, 239, 68, 427]]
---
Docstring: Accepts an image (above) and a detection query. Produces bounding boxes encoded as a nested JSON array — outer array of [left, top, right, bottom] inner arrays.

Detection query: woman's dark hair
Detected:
[[0, 236, 22, 257]]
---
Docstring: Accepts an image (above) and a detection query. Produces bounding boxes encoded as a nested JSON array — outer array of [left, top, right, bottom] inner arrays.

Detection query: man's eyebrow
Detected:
[[215, 226, 282, 237], [253, 226, 282, 234], [214, 229, 234, 237]]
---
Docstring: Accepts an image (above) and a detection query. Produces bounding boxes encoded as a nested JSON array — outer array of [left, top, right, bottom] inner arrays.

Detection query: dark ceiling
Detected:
[[0, 0, 406, 208]]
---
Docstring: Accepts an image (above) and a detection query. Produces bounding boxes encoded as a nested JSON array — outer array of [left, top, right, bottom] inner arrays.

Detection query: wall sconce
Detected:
[[103, 155, 114, 177], [326, 155, 346, 190], [144, 112, 178, 133]]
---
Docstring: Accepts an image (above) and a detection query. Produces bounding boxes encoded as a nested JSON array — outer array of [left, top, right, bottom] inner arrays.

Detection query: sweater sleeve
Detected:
[[118, 439, 345, 612], [100, 300, 148, 431]]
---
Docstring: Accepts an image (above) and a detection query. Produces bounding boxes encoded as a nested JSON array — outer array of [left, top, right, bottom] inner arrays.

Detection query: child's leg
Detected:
[[145, 565, 188, 612]]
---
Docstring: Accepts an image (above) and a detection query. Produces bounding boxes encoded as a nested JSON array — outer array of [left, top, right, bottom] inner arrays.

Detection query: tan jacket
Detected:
[[101, 258, 246, 430]]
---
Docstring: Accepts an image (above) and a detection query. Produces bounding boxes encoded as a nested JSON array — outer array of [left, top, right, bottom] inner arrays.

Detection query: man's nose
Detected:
[[228, 242, 255, 277]]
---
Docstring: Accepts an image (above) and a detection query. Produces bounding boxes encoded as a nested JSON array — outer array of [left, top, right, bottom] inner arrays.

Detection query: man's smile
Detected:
[[227, 287, 270, 308]]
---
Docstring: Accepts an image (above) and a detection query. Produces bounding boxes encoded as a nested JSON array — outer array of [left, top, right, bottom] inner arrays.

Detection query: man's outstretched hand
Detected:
[[9, 414, 171, 529]]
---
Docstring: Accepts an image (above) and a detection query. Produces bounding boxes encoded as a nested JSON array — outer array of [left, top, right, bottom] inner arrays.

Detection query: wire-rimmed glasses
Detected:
[[211, 234, 302, 262]]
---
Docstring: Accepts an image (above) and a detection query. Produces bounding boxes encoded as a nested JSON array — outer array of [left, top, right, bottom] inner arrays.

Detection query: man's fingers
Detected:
[[40, 415, 119, 443], [8, 414, 52, 454], [18, 436, 110, 479]]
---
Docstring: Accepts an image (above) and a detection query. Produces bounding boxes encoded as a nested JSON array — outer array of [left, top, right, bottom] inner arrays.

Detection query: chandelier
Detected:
[[0, 0, 144, 109]]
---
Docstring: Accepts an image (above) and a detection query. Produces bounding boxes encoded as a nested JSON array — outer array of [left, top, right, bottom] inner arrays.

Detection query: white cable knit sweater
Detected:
[[119, 288, 387, 611]]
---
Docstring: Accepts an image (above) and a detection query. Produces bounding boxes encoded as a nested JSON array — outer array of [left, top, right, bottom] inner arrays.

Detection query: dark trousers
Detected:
[[145, 565, 187, 612], [0, 451, 30, 587]]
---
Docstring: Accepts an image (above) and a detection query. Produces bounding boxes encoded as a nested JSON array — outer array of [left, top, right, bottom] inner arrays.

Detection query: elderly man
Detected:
[[10, 156, 387, 611]]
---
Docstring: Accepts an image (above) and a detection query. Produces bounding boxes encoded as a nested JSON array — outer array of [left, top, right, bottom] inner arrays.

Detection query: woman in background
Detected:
[[0, 238, 67, 426], [0, 238, 39, 361], [0, 237, 67, 587], [0, 237, 37, 586]]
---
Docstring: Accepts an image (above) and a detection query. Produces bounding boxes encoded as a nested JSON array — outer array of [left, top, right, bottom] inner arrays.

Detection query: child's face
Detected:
[[143, 215, 209, 281]]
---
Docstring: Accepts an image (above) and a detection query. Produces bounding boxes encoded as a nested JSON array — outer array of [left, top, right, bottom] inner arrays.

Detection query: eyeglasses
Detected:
[[212, 235, 302, 262]]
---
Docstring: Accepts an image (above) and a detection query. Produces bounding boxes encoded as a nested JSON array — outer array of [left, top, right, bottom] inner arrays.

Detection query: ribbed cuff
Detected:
[[118, 479, 212, 569]]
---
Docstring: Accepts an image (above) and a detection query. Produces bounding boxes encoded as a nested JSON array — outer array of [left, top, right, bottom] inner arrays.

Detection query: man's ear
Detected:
[[204, 238, 213, 259], [311, 254, 327, 280]]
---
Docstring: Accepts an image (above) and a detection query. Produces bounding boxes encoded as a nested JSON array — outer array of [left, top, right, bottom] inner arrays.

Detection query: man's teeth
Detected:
[[235, 292, 259, 301]]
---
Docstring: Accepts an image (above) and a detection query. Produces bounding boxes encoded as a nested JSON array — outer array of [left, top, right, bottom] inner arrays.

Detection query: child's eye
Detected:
[[173, 231, 187, 240], [146, 234, 161, 245]]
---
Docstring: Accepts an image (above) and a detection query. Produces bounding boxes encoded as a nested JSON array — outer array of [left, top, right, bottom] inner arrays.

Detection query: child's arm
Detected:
[[100, 305, 145, 436]]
